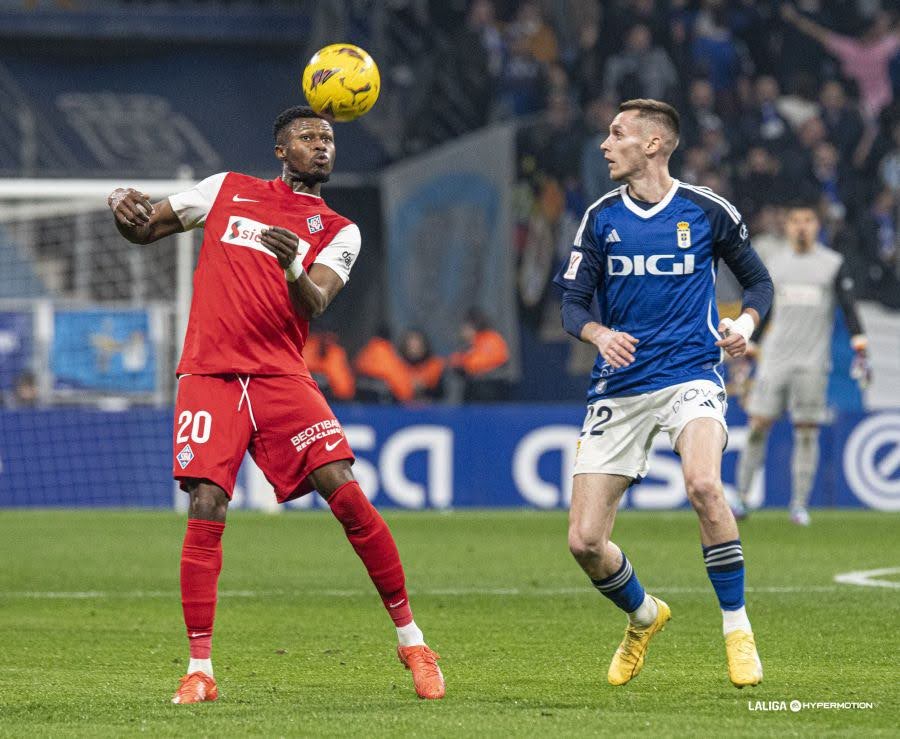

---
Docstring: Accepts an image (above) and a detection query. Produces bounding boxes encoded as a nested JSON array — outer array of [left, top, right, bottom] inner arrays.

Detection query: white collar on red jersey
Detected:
[[274, 177, 323, 199]]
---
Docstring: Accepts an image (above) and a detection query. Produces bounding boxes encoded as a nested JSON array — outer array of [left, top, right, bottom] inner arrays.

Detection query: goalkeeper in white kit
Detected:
[[734, 199, 870, 525]]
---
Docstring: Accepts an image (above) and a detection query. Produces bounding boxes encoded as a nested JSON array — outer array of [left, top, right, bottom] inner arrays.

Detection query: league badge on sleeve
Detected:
[[676, 221, 692, 249], [564, 250, 583, 279]]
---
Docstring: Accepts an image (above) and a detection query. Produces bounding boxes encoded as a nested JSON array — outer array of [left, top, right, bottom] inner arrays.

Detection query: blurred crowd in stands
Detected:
[[358, 0, 900, 309], [304, 309, 510, 404]]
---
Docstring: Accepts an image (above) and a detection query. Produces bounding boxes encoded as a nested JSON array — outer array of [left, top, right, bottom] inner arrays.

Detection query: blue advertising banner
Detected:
[[0, 311, 33, 392], [51, 310, 157, 393], [2, 405, 898, 510], [0, 408, 172, 506]]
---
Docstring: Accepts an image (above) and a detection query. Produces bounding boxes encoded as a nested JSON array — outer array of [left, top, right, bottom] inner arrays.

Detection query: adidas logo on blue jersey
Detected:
[[605, 229, 621, 243]]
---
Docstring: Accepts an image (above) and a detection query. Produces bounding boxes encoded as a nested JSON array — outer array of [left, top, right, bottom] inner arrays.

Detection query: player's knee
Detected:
[[684, 473, 722, 508], [188, 482, 229, 521], [327, 481, 377, 532], [568, 525, 608, 563]]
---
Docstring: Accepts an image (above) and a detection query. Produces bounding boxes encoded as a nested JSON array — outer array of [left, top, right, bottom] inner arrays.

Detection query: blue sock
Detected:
[[703, 539, 745, 610], [591, 553, 645, 613]]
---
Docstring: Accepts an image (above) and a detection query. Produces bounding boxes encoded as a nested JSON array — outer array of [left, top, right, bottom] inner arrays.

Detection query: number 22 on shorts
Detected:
[[582, 404, 612, 437]]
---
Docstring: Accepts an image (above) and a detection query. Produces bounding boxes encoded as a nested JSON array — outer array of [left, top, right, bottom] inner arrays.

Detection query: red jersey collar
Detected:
[[273, 177, 323, 200]]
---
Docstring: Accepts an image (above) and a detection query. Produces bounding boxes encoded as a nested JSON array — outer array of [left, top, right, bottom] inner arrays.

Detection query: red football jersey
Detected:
[[169, 173, 361, 376]]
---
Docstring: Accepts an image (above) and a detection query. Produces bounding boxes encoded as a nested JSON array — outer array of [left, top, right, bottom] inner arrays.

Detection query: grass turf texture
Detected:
[[1, 509, 897, 737]]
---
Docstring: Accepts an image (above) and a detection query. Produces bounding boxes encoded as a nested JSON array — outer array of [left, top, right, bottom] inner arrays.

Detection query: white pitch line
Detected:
[[0, 585, 844, 600], [833, 567, 900, 589]]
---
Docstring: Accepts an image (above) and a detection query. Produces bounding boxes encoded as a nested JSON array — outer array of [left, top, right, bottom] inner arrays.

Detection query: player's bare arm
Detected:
[[107, 188, 184, 245], [581, 321, 638, 368], [260, 225, 344, 319]]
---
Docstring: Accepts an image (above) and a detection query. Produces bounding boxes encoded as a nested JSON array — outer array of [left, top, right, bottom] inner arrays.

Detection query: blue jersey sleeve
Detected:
[[707, 198, 774, 320], [554, 210, 605, 339]]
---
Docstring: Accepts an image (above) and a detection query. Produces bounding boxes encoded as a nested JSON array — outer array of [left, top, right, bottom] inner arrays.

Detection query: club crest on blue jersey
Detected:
[[677, 221, 692, 249], [307, 214, 324, 234]]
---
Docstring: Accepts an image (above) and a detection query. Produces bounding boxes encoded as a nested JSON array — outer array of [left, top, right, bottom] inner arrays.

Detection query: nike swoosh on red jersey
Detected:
[[325, 438, 342, 451], [232, 195, 259, 202]]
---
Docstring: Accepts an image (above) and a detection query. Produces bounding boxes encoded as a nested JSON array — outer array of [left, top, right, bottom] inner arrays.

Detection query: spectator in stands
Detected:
[[3, 371, 39, 408], [499, 1, 559, 116], [747, 204, 785, 264], [878, 121, 900, 193], [468, 0, 506, 84], [857, 188, 900, 307], [521, 90, 584, 182], [734, 146, 792, 220], [354, 327, 414, 404], [777, 72, 821, 130], [680, 78, 723, 149], [781, 3, 900, 120], [571, 17, 607, 104], [535, 0, 601, 69], [739, 75, 794, 152], [812, 141, 858, 222], [682, 145, 713, 185], [699, 120, 731, 171], [449, 308, 511, 402], [603, 23, 678, 102], [606, 0, 673, 53], [819, 79, 865, 162], [404, 3, 491, 153], [399, 329, 445, 402], [688, 0, 750, 97], [303, 333, 355, 402]]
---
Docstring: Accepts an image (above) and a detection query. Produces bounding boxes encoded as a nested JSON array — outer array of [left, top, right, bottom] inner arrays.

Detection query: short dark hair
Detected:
[[619, 98, 680, 139], [784, 195, 821, 214], [273, 105, 325, 144]]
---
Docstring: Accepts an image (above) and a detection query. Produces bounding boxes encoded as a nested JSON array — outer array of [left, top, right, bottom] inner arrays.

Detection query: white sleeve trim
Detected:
[[313, 224, 361, 284], [168, 172, 227, 230]]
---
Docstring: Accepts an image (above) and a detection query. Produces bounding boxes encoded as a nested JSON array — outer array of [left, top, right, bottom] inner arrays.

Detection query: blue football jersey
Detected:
[[554, 180, 753, 403]]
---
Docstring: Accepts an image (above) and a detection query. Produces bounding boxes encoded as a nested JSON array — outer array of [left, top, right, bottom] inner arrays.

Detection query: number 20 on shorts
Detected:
[[177, 410, 212, 444]]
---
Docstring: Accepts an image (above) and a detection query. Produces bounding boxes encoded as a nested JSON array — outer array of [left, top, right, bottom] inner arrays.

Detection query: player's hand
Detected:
[[716, 317, 753, 358], [589, 326, 638, 368], [850, 339, 872, 390], [260, 226, 300, 269], [108, 188, 154, 228]]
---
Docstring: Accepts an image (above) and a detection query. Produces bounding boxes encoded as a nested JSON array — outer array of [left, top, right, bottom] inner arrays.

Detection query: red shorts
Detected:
[[172, 373, 354, 502]]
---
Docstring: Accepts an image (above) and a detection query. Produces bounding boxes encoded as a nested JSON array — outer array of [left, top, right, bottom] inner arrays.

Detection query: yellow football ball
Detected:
[[302, 43, 381, 122]]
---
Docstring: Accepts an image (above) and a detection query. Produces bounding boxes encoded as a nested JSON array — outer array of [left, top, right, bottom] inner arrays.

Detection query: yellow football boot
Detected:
[[607, 595, 671, 685], [725, 630, 763, 687]]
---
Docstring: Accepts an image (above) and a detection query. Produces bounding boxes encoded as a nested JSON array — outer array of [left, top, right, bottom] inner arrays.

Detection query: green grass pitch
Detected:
[[1, 509, 897, 737]]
